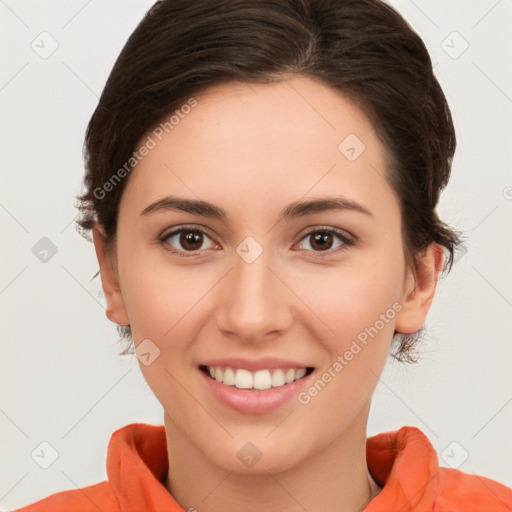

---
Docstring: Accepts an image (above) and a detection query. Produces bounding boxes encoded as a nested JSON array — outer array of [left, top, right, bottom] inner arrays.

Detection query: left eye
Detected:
[[296, 228, 353, 253]]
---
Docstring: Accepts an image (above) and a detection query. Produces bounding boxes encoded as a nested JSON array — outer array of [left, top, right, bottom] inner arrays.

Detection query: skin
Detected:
[[93, 75, 442, 512]]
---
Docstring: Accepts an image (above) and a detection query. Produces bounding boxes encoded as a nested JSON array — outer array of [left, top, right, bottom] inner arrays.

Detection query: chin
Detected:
[[205, 435, 310, 475]]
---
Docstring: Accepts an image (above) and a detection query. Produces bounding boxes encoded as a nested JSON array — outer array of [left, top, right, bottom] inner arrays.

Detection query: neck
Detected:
[[164, 403, 381, 512]]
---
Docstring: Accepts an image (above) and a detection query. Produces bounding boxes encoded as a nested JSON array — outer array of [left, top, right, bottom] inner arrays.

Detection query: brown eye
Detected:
[[309, 232, 334, 251], [161, 227, 216, 254], [296, 228, 353, 254], [179, 231, 204, 251]]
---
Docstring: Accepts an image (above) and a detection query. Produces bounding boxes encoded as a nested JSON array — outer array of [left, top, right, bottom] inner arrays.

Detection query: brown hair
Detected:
[[76, 0, 460, 363]]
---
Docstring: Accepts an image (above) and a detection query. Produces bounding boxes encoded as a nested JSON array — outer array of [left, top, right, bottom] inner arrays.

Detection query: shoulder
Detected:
[[10, 481, 118, 512], [436, 467, 512, 511], [366, 425, 512, 512]]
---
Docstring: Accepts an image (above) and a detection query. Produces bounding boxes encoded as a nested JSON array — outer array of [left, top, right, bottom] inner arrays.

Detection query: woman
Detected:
[[14, 0, 512, 511]]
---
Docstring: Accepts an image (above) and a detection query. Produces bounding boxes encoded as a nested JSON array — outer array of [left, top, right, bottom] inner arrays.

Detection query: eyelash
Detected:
[[158, 225, 355, 258]]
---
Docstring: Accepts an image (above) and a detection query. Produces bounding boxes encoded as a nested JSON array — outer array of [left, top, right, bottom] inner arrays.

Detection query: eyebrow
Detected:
[[140, 195, 374, 221]]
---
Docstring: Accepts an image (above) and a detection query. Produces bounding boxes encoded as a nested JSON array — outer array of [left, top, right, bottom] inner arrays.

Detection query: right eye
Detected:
[[160, 226, 219, 256]]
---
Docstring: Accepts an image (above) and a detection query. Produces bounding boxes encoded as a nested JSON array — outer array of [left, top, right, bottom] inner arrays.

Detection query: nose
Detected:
[[215, 247, 293, 344]]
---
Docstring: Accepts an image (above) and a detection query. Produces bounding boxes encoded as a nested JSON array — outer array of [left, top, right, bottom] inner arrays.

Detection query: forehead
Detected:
[[120, 75, 397, 224], [181, 75, 380, 163]]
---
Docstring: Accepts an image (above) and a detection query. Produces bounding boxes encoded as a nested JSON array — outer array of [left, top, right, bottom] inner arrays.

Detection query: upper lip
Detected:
[[200, 357, 313, 372]]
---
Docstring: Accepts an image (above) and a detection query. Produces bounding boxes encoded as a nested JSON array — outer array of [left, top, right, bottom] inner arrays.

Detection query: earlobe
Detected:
[[395, 244, 444, 334], [91, 224, 130, 326]]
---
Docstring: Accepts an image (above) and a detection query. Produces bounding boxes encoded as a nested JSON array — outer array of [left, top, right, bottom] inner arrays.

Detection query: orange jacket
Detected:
[[12, 423, 512, 511]]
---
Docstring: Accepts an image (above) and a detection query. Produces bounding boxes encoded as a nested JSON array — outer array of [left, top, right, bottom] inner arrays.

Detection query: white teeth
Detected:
[[223, 367, 236, 386], [294, 368, 307, 380], [235, 369, 253, 389], [271, 369, 285, 387], [205, 366, 309, 390], [253, 370, 272, 390], [285, 369, 295, 384]]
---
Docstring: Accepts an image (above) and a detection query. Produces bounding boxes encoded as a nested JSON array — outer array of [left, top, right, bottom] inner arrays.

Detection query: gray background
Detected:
[[1, 0, 511, 509]]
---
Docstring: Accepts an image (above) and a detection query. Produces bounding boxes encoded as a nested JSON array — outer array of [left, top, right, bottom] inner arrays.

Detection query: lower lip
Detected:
[[200, 369, 314, 414]]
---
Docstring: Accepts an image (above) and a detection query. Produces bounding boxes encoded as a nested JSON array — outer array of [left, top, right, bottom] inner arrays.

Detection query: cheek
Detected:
[[294, 259, 403, 352], [118, 257, 208, 404], [118, 245, 209, 342], [292, 271, 401, 431]]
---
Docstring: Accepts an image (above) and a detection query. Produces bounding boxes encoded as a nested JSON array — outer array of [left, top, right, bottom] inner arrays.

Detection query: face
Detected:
[[94, 75, 438, 474]]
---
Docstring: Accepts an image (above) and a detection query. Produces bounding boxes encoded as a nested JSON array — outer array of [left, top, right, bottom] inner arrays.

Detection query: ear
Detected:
[[395, 243, 444, 334], [91, 223, 130, 326]]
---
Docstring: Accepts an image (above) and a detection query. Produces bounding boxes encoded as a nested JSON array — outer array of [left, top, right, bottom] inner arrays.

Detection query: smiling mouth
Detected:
[[199, 365, 314, 391]]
